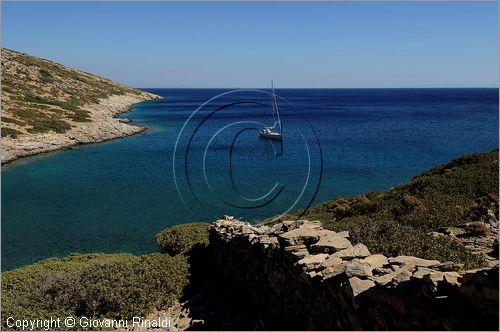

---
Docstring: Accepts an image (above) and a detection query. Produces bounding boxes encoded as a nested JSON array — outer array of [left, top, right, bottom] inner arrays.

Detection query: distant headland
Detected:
[[1, 48, 162, 164]]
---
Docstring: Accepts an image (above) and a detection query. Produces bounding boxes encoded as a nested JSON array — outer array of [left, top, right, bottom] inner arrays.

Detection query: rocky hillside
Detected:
[[1, 48, 161, 163], [277, 149, 499, 269]]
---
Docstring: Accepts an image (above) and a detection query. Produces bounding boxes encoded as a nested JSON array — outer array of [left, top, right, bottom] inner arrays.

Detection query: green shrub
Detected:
[[2, 116, 25, 126], [156, 223, 210, 255], [11, 108, 72, 134], [1, 253, 189, 330], [68, 108, 91, 122], [17, 93, 90, 123], [39, 68, 54, 84], [1, 127, 22, 138], [27, 118, 72, 134], [21, 94, 82, 112], [276, 150, 498, 270]]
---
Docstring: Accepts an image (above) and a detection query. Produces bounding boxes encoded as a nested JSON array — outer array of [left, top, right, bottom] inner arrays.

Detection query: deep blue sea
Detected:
[[2, 88, 498, 270]]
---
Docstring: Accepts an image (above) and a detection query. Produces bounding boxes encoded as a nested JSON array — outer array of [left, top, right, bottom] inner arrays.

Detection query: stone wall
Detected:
[[210, 217, 499, 330]]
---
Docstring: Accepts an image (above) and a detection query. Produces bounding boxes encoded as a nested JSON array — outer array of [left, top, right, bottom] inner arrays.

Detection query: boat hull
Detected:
[[259, 133, 282, 140]]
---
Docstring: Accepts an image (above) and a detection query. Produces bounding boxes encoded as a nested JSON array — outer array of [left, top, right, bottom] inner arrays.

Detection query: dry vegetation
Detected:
[[1, 48, 145, 137], [276, 149, 499, 269]]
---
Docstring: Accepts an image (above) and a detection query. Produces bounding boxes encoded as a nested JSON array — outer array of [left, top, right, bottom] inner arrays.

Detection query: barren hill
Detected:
[[1, 48, 161, 163]]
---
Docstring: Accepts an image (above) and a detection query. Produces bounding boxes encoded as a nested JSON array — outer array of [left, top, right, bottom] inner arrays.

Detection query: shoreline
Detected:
[[1, 92, 162, 165], [1, 125, 149, 168]]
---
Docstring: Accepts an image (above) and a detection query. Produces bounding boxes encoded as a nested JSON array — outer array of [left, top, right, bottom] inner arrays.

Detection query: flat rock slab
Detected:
[[348, 277, 376, 297], [412, 267, 461, 286], [412, 267, 435, 279], [310, 234, 352, 253], [389, 256, 440, 267], [363, 254, 388, 268], [336, 231, 350, 238], [375, 266, 414, 286], [429, 261, 464, 272], [320, 256, 343, 269], [322, 264, 345, 280], [285, 244, 309, 259], [333, 243, 371, 259], [296, 253, 329, 271], [344, 260, 373, 278], [279, 226, 333, 246]]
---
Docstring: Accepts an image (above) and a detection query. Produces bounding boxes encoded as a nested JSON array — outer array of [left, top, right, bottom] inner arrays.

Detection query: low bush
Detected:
[[39, 68, 54, 84], [27, 118, 72, 134], [11, 108, 72, 134], [2, 117, 25, 126], [68, 108, 91, 122], [1, 253, 189, 330], [1, 127, 22, 138], [156, 223, 210, 255]]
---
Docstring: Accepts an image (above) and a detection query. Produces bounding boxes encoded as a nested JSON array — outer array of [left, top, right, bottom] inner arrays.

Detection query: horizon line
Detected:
[[137, 86, 499, 89]]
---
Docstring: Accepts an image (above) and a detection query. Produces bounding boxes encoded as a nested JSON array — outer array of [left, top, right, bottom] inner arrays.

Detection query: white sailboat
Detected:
[[259, 80, 282, 140]]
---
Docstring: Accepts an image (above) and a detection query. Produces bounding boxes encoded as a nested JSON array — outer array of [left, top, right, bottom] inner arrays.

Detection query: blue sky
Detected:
[[2, 1, 498, 88]]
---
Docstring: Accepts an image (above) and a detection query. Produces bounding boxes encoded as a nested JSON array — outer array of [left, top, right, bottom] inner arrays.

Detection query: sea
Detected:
[[2, 88, 498, 270]]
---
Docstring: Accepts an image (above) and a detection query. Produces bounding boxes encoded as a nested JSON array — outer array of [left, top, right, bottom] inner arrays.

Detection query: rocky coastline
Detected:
[[1, 92, 161, 164]]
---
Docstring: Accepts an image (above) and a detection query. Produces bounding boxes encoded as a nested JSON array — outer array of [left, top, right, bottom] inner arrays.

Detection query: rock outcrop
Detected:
[[209, 217, 499, 330], [431, 208, 499, 266]]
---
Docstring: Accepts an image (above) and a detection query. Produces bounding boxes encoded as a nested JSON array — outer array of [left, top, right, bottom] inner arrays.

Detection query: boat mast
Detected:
[[271, 80, 281, 132], [271, 80, 276, 124]]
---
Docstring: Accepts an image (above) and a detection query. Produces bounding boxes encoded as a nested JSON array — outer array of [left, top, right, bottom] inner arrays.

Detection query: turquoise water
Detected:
[[2, 88, 498, 270]]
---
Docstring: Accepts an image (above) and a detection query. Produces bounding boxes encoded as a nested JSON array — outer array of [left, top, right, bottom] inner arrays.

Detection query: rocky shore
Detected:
[[1, 92, 161, 164]]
